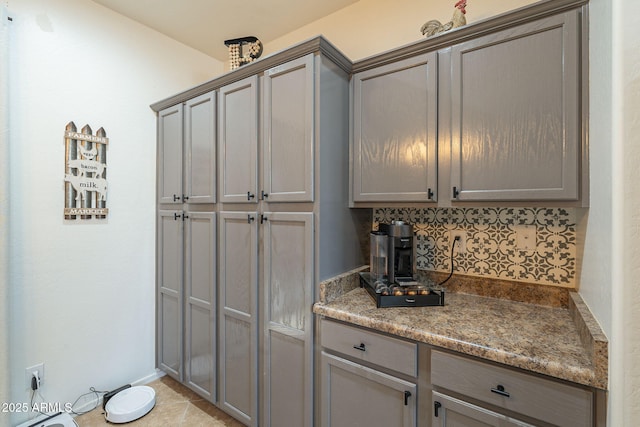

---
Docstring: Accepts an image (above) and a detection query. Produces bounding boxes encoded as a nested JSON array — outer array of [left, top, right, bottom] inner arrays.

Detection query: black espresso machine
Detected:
[[365, 221, 444, 308], [374, 221, 414, 284]]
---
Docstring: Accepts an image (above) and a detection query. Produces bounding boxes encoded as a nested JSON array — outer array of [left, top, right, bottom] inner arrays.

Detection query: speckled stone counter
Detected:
[[315, 268, 608, 390]]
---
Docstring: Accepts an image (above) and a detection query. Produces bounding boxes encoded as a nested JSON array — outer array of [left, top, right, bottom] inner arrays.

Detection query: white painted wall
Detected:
[[610, 0, 640, 423], [5, 0, 221, 425], [0, 5, 11, 421], [262, 0, 537, 62]]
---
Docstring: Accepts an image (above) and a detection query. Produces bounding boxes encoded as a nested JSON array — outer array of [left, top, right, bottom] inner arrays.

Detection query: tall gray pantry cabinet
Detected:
[[156, 90, 217, 402], [154, 37, 363, 427]]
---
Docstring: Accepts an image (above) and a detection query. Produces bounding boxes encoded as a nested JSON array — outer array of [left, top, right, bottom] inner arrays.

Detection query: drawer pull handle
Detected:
[[353, 343, 366, 352], [434, 401, 441, 417], [404, 390, 412, 406], [490, 385, 510, 397]]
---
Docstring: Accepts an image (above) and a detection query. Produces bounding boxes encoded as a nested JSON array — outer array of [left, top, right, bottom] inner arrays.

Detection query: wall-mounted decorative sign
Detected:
[[224, 36, 263, 70], [63, 121, 108, 220]]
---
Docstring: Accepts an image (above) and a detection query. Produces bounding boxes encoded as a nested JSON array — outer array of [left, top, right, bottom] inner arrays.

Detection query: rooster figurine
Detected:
[[420, 0, 467, 38]]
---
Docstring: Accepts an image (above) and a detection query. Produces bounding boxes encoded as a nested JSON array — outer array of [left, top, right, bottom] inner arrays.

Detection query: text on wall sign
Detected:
[[63, 121, 109, 220]]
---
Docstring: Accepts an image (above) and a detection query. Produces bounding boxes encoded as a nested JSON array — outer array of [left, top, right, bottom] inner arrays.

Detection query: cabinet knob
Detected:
[[173, 194, 180, 202], [182, 194, 189, 202], [261, 190, 269, 200], [427, 188, 434, 200], [353, 343, 366, 352], [247, 191, 255, 200], [173, 212, 181, 220], [260, 214, 268, 224], [490, 384, 510, 397]]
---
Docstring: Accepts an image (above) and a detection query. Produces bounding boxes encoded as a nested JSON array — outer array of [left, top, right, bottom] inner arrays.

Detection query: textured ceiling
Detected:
[[91, 0, 359, 62]]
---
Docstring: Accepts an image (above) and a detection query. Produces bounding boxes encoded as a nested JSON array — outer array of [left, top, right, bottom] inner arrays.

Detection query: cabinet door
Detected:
[[320, 352, 417, 427], [157, 209, 184, 380], [158, 104, 183, 204], [263, 54, 314, 202], [218, 211, 259, 425], [449, 11, 580, 201], [184, 91, 216, 204], [352, 52, 438, 202], [262, 212, 314, 427], [432, 391, 534, 427], [219, 76, 259, 203], [184, 212, 216, 401]]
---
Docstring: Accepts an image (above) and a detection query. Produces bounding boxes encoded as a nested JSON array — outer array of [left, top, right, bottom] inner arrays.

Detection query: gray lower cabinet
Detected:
[[157, 209, 216, 402], [351, 52, 438, 203], [218, 211, 259, 425], [157, 209, 183, 379], [431, 350, 593, 427], [448, 10, 582, 202], [319, 319, 418, 427], [218, 211, 314, 427], [319, 321, 596, 427], [261, 212, 314, 427], [183, 211, 217, 401], [432, 391, 534, 427], [320, 352, 417, 427]]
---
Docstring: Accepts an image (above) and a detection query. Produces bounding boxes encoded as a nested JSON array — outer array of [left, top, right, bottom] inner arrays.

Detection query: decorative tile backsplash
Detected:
[[373, 208, 576, 287]]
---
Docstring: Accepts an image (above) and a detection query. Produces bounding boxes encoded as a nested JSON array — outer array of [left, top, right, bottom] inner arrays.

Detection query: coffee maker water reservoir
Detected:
[[378, 221, 414, 284]]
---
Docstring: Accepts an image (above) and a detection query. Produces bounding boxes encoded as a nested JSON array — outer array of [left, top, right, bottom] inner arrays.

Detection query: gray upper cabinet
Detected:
[[218, 76, 259, 204], [219, 54, 315, 204], [184, 92, 217, 204], [352, 52, 438, 203], [449, 10, 581, 202], [158, 105, 183, 204], [158, 91, 216, 205], [262, 54, 315, 202]]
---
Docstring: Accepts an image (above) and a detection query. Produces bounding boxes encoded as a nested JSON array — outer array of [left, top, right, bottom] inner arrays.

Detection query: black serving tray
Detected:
[[359, 272, 445, 308]]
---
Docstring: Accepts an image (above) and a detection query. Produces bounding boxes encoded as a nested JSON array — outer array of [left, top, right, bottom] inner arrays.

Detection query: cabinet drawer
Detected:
[[431, 350, 593, 427], [320, 319, 417, 377]]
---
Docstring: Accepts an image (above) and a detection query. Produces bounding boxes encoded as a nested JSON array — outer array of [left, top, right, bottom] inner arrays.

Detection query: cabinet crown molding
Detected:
[[150, 0, 588, 112], [150, 36, 350, 112]]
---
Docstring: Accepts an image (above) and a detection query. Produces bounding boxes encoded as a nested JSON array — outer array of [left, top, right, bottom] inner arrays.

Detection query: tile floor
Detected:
[[74, 376, 244, 426]]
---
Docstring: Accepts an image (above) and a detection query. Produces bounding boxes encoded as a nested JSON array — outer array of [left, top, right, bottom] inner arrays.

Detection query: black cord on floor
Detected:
[[437, 236, 458, 287]]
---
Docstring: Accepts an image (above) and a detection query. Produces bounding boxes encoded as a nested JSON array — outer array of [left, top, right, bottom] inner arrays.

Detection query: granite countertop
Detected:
[[314, 267, 608, 390]]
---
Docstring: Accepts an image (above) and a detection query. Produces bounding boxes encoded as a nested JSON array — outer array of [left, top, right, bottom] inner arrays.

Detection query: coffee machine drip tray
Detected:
[[359, 272, 445, 308]]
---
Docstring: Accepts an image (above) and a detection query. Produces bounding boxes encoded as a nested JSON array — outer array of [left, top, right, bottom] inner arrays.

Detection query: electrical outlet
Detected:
[[25, 363, 44, 390], [515, 225, 536, 252], [449, 230, 467, 254]]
